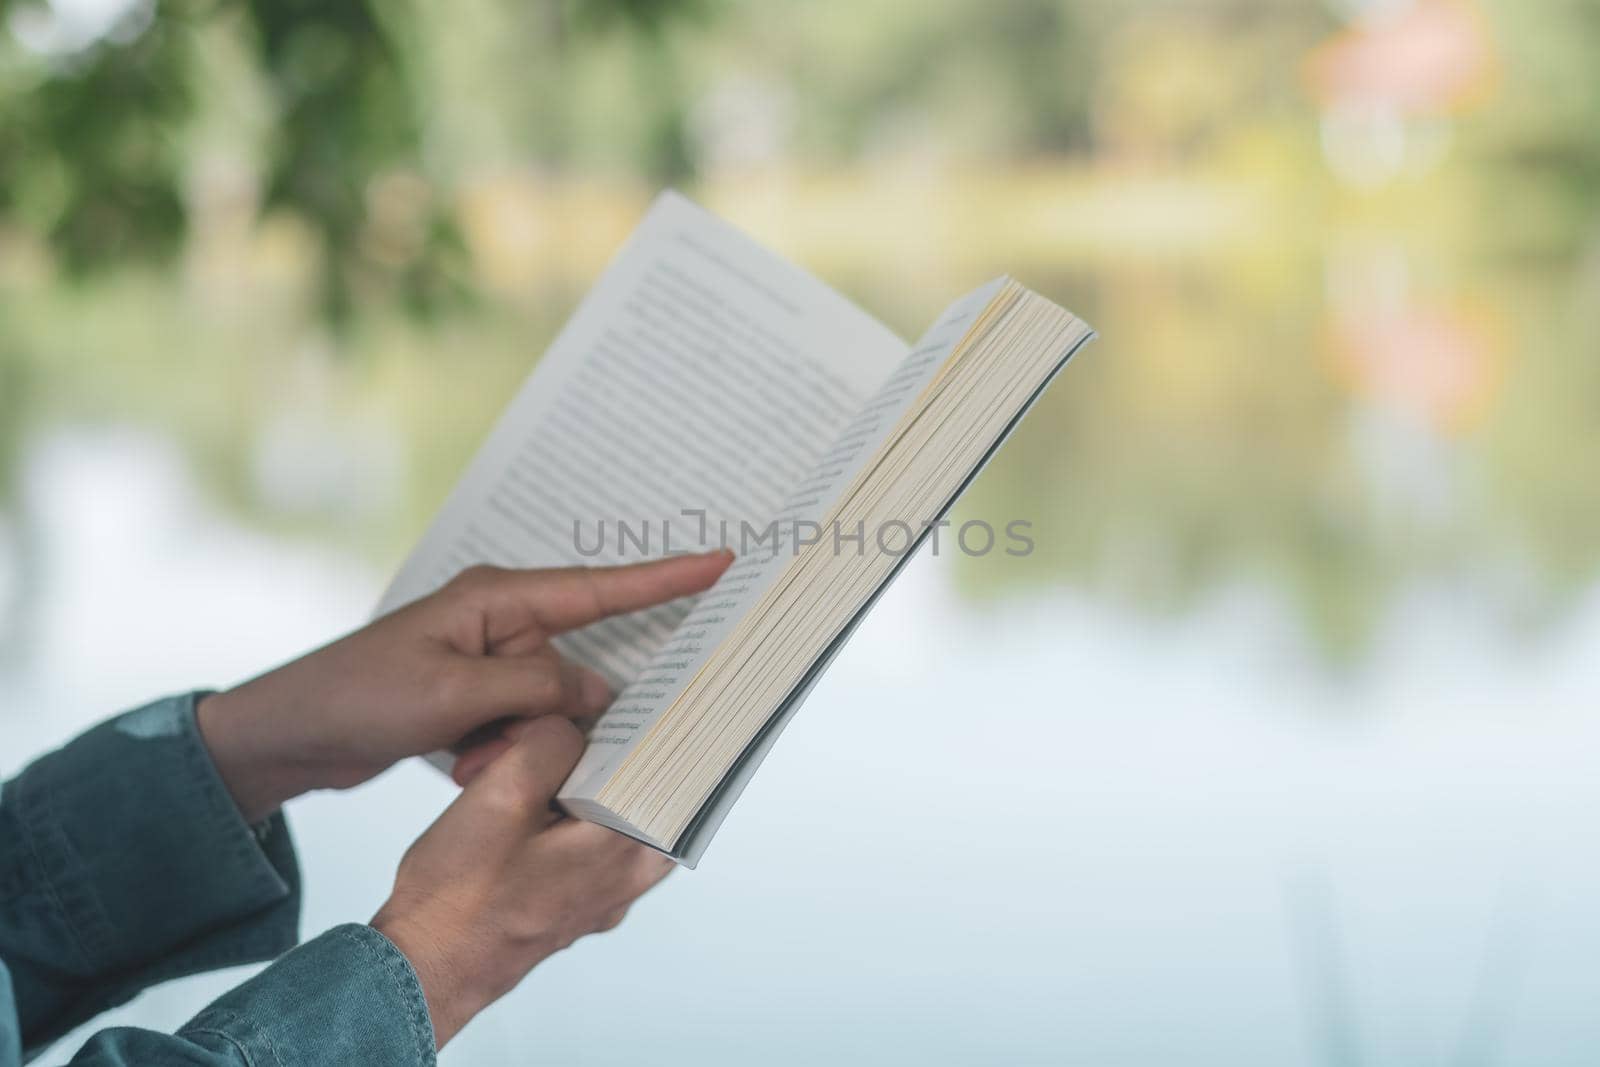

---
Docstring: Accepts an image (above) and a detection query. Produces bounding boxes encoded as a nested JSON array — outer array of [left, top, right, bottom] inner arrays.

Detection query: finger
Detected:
[[467, 652, 612, 722], [545, 819, 672, 870], [548, 817, 639, 851], [446, 714, 538, 789], [450, 735, 515, 787], [449, 658, 604, 784], [631, 850, 677, 896], [544, 822, 677, 899], [471, 716, 586, 826], [525, 550, 734, 634]]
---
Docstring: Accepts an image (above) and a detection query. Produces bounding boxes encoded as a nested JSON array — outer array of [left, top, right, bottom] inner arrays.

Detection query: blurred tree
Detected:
[[0, 0, 192, 269], [758, 0, 1099, 162], [0, 0, 700, 319], [1468, 0, 1600, 249]]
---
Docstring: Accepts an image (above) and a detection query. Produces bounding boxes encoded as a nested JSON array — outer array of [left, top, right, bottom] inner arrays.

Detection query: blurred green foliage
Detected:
[[0, 0, 700, 317], [0, 0, 190, 266], [0, 0, 1597, 664]]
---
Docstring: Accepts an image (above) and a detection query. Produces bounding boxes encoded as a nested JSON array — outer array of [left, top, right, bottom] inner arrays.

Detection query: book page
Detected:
[[378, 192, 906, 693], [560, 279, 1008, 807]]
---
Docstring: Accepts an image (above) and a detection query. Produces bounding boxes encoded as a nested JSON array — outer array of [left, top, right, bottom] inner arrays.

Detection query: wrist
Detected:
[[196, 688, 318, 823], [371, 910, 498, 1049], [372, 900, 563, 1049]]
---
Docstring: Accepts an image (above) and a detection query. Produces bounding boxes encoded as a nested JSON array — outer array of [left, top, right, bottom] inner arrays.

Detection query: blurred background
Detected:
[[2, 0, 1598, 1063]]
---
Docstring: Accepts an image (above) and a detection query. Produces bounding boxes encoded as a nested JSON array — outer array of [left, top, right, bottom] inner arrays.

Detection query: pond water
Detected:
[[1, 177, 1598, 1064]]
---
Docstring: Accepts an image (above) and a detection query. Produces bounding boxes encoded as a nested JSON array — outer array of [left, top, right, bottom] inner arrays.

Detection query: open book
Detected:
[[378, 192, 1094, 865]]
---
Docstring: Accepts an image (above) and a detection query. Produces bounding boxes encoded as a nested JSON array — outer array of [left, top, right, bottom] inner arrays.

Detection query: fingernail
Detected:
[[580, 668, 613, 709]]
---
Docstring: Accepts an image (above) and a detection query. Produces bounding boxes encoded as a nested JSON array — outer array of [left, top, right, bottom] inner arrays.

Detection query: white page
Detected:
[[560, 279, 1008, 811], [377, 192, 907, 716]]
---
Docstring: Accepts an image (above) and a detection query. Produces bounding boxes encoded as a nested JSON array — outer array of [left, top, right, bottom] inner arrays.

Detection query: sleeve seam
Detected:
[[12, 769, 107, 972], [183, 1006, 288, 1067], [180, 1023, 259, 1067], [336, 926, 438, 1067]]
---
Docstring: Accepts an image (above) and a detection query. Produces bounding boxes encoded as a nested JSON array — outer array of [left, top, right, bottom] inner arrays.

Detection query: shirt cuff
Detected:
[[5, 691, 300, 978], [181, 924, 438, 1067]]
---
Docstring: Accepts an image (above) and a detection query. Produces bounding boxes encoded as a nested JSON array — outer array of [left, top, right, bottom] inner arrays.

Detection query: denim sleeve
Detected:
[[55, 924, 436, 1067], [0, 693, 300, 1059]]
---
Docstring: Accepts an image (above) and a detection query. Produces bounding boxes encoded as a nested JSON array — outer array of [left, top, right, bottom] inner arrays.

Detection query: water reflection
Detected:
[[2, 172, 1596, 1064], [3, 431, 1598, 1065], [3, 195, 1595, 668]]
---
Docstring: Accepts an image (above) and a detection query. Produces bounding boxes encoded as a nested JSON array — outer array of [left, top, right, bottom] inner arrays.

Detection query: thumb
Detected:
[[467, 716, 586, 827]]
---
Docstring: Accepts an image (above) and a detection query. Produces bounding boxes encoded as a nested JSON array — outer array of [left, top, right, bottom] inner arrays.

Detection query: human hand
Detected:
[[197, 551, 732, 823], [371, 715, 674, 1048]]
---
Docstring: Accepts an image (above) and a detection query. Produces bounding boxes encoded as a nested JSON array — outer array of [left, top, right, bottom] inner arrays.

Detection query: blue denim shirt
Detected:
[[0, 694, 436, 1065]]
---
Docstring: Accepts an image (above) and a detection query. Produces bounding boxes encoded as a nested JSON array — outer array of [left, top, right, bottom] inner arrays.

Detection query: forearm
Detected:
[[50, 925, 435, 1067], [0, 694, 301, 1051]]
